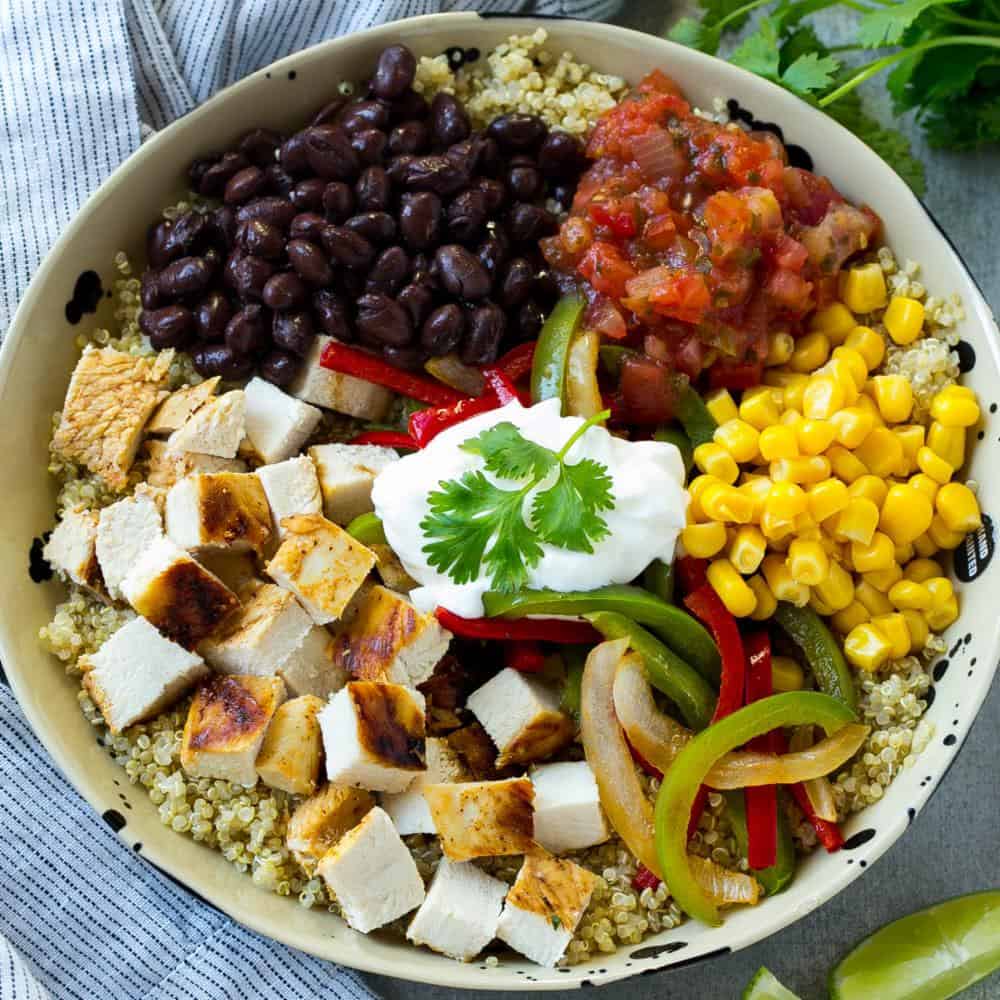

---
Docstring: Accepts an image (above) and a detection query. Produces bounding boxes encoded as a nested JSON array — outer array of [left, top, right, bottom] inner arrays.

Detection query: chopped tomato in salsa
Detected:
[[542, 69, 880, 406]]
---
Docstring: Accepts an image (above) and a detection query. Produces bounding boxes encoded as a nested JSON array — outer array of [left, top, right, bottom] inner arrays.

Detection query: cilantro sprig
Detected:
[[669, 0, 1000, 192], [421, 411, 615, 594]]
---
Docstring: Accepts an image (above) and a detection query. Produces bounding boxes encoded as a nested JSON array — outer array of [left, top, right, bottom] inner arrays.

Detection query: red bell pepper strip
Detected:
[[348, 430, 419, 449], [320, 340, 464, 407], [743, 631, 778, 870], [494, 342, 536, 382], [627, 738, 663, 781], [707, 357, 765, 391], [409, 395, 497, 447], [482, 367, 521, 406], [683, 584, 747, 838], [675, 556, 708, 595], [503, 639, 546, 673], [434, 608, 600, 644], [631, 864, 661, 892], [774, 729, 845, 853]]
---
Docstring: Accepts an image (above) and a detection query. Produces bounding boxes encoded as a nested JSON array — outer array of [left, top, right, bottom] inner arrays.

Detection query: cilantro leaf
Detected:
[[532, 458, 614, 553], [669, 16, 721, 54], [461, 421, 556, 480], [857, 0, 959, 48], [781, 52, 840, 95], [730, 16, 782, 80], [922, 91, 1000, 149], [482, 500, 544, 593]]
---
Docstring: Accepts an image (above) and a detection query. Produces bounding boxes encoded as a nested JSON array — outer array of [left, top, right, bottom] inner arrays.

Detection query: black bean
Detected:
[[507, 164, 543, 202], [322, 181, 355, 223], [344, 212, 396, 245], [551, 183, 576, 211], [262, 272, 308, 311], [411, 252, 434, 284], [304, 125, 359, 180], [289, 211, 328, 243], [500, 257, 534, 309], [197, 152, 250, 196], [192, 343, 255, 380], [147, 220, 177, 269], [140, 270, 162, 310], [311, 98, 347, 127], [351, 128, 387, 165], [290, 178, 328, 212], [202, 246, 223, 278], [399, 155, 468, 196], [447, 189, 489, 244], [224, 165, 267, 205], [538, 131, 585, 178], [279, 131, 311, 174], [139, 305, 194, 349], [235, 219, 285, 259], [421, 303, 464, 355], [388, 121, 429, 157], [477, 232, 509, 279], [313, 289, 353, 340], [273, 310, 315, 356], [372, 44, 416, 100], [507, 202, 557, 243], [487, 113, 547, 151], [532, 268, 560, 309], [264, 163, 297, 198], [225, 304, 270, 355], [397, 282, 434, 326], [208, 205, 238, 250], [259, 349, 300, 385], [386, 154, 415, 183], [462, 302, 505, 364], [337, 269, 366, 298], [165, 211, 211, 257], [435, 244, 491, 300], [355, 292, 413, 347], [366, 246, 410, 295], [399, 191, 442, 250], [478, 136, 502, 177], [473, 177, 506, 214], [286, 239, 332, 286], [225, 253, 274, 301], [239, 127, 284, 167], [321, 225, 375, 269], [355, 166, 390, 212], [187, 158, 215, 194], [444, 136, 484, 176], [339, 99, 390, 135], [158, 256, 212, 298], [236, 196, 296, 230], [389, 88, 428, 122], [430, 93, 470, 148], [516, 299, 545, 341], [193, 292, 233, 341], [382, 344, 425, 370]]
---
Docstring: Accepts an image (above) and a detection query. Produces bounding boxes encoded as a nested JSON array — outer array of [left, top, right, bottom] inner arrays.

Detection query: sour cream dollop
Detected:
[[372, 398, 689, 619]]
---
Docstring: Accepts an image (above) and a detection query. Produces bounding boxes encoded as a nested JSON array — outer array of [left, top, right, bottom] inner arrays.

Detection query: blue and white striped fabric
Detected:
[[0, 1, 621, 997]]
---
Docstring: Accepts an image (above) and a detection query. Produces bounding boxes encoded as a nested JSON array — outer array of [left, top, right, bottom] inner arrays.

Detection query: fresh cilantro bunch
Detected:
[[670, 0, 1000, 193], [421, 412, 615, 593]]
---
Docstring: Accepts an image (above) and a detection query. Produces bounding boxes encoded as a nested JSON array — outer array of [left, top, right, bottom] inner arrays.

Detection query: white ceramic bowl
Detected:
[[1, 12, 998, 991]]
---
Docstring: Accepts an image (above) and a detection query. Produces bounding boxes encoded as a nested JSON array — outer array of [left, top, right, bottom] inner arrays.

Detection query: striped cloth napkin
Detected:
[[0, 1, 620, 998]]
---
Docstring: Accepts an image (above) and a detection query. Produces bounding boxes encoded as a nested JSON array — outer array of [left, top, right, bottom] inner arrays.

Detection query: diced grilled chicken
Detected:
[[96, 492, 164, 599], [243, 377, 322, 465], [146, 377, 220, 435], [180, 673, 286, 785], [286, 783, 374, 871], [381, 737, 471, 836], [52, 346, 172, 490], [256, 455, 322, 539], [142, 439, 247, 490], [43, 508, 104, 594], [194, 551, 258, 596], [289, 335, 393, 421], [308, 443, 398, 525], [167, 389, 245, 459], [278, 626, 349, 700], [165, 472, 273, 556], [255, 694, 325, 796], [445, 723, 519, 781], [530, 760, 610, 854], [423, 777, 535, 861]]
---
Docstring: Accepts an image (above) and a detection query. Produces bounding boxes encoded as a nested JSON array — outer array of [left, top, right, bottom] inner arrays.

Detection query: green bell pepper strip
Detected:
[[653, 426, 694, 474], [483, 585, 720, 683], [642, 559, 675, 605], [773, 603, 857, 713], [654, 691, 856, 926], [585, 611, 716, 731], [675, 382, 718, 449], [725, 790, 796, 897], [560, 647, 586, 721], [345, 512, 386, 545], [530, 293, 585, 409]]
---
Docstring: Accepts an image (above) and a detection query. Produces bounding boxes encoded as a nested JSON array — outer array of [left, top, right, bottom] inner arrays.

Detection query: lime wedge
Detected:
[[743, 966, 801, 1000], [830, 891, 1000, 1000]]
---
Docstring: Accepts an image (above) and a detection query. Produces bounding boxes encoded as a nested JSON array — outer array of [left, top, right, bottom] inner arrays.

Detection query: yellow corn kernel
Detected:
[[730, 525, 767, 575], [908, 473, 941, 504], [797, 419, 837, 456], [840, 262, 888, 314], [681, 522, 728, 559], [779, 408, 802, 429], [928, 421, 965, 470], [820, 358, 861, 406], [855, 427, 905, 479], [810, 591, 835, 616], [763, 371, 809, 413], [830, 497, 881, 545], [871, 612, 911, 659], [851, 532, 896, 573], [747, 574, 777, 621], [693, 442, 739, 484], [930, 385, 980, 428], [912, 533, 939, 558], [701, 483, 755, 524], [810, 302, 856, 341], [901, 609, 929, 651], [826, 445, 868, 484], [848, 475, 889, 509], [854, 392, 885, 428], [789, 332, 831, 373], [844, 325, 886, 370], [739, 476, 772, 522], [855, 579, 895, 617], [802, 374, 845, 420], [770, 656, 804, 692], [888, 579, 932, 611], [760, 510, 795, 542], [936, 482, 982, 533], [863, 564, 903, 593], [883, 295, 925, 345], [893, 425, 925, 477], [844, 622, 893, 671], [928, 513, 965, 550], [758, 425, 799, 462], [924, 575, 954, 605], [706, 559, 757, 618], [814, 560, 855, 612], [905, 558, 943, 583], [765, 331, 795, 367], [878, 484, 935, 547], [764, 481, 808, 521], [761, 554, 810, 607], [739, 386, 782, 431], [831, 346, 869, 387], [771, 455, 832, 485], [830, 406, 874, 449], [787, 539, 829, 586], [915, 446, 954, 486], [714, 418, 761, 464], [807, 478, 850, 523], [705, 388, 739, 426], [687, 474, 721, 522], [869, 375, 914, 424], [924, 577, 959, 630], [831, 600, 870, 634], [894, 542, 915, 565]]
